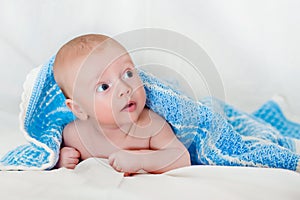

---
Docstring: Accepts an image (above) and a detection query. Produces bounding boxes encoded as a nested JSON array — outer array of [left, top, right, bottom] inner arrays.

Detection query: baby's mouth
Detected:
[[122, 101, 137, 112]]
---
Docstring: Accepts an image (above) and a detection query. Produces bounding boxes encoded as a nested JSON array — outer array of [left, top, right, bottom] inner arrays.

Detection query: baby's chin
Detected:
[[118, 115, 140, 125], [91, 116, 138, 129]]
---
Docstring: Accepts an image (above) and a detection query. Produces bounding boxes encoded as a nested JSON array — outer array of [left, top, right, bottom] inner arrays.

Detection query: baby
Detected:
[[53, 34, 191, 175]]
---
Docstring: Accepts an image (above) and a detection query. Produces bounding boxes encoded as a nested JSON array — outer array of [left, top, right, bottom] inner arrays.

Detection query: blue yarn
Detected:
[[1, 57, 299, 171]]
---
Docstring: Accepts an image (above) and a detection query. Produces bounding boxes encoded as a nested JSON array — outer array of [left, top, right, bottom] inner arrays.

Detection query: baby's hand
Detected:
[[108, 150, 142, 176], [56, 147, 81, 169]]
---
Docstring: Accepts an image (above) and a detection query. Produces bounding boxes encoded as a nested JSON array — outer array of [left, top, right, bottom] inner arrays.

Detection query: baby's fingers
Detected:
[[68, 149, 81, 158], [108, 153, 116, 166], [108, 154, 123, 172], [68, 157, 80, 165], [62, 147, 81, 158], [64, 163, 77, 169], [64, 157, 80, 169]]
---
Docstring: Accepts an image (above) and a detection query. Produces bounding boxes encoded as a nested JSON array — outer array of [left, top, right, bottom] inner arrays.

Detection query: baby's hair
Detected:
[[60, 34, 110, 55], [53, 34, 111, 99]]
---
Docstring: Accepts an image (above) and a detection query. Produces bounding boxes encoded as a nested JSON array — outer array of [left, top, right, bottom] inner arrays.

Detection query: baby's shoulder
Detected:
[[63, 119, 88, 135], [140, 108, 165, 123]]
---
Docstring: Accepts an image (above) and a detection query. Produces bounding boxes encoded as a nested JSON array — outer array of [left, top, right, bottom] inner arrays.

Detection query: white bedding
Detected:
[[1, 157, 300, 200]]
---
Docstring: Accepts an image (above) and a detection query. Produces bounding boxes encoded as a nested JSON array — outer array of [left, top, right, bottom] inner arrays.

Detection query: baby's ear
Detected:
[[65, 99, 88, 120]]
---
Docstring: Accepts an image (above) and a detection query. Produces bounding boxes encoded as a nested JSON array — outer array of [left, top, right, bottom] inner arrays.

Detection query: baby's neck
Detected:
[[85, 108, 152, 138], [87, 117, 136, 137]]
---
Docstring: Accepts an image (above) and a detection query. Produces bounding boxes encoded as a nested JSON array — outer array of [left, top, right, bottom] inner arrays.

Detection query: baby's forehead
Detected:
[[83, 44, 129, 67], [75, 46, 131, 80]]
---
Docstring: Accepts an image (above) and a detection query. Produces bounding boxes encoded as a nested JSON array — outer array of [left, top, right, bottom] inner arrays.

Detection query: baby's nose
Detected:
[[119, 83, 132, 97]]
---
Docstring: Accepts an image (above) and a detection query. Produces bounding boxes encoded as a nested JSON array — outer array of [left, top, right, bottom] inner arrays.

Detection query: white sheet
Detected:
[[123, 165, 300, 200], [1, 158, 299, 200]]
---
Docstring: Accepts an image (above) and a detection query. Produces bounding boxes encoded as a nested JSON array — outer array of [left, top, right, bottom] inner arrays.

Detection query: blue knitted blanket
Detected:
[[1, 56, 300, 171]]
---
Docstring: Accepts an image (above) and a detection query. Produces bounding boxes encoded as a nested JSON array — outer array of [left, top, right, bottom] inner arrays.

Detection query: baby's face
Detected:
[[72, 44, 146, 129]]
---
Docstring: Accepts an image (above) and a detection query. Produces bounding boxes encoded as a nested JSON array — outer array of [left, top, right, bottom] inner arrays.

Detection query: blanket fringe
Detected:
[[19, 66, 42, 136]]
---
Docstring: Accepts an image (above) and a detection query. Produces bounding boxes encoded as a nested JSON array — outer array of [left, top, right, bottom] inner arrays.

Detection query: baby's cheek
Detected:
[[94, 103, 116, 124], [137, 87, 146, 105], [94, 103, 105, 118]]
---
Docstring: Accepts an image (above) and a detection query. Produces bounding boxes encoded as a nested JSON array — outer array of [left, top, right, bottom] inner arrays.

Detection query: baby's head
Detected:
[[53, 34, 146, 128]]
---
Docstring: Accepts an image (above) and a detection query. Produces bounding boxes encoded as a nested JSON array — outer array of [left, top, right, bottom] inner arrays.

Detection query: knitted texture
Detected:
[[1, 57, 299, 171], [1, 56, 75, 169]]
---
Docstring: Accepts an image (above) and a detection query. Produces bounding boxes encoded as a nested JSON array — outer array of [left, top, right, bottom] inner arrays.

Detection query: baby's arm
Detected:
[[143, 122, 191, 173], [56, 122, 81, 169], [109, 115, 191, 174], [56, 146, 81, 169]]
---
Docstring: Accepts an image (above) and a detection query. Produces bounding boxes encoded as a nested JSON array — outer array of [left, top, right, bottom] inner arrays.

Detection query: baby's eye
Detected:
[[97, 83, 111, 92], [123, 70, 134, 79]]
